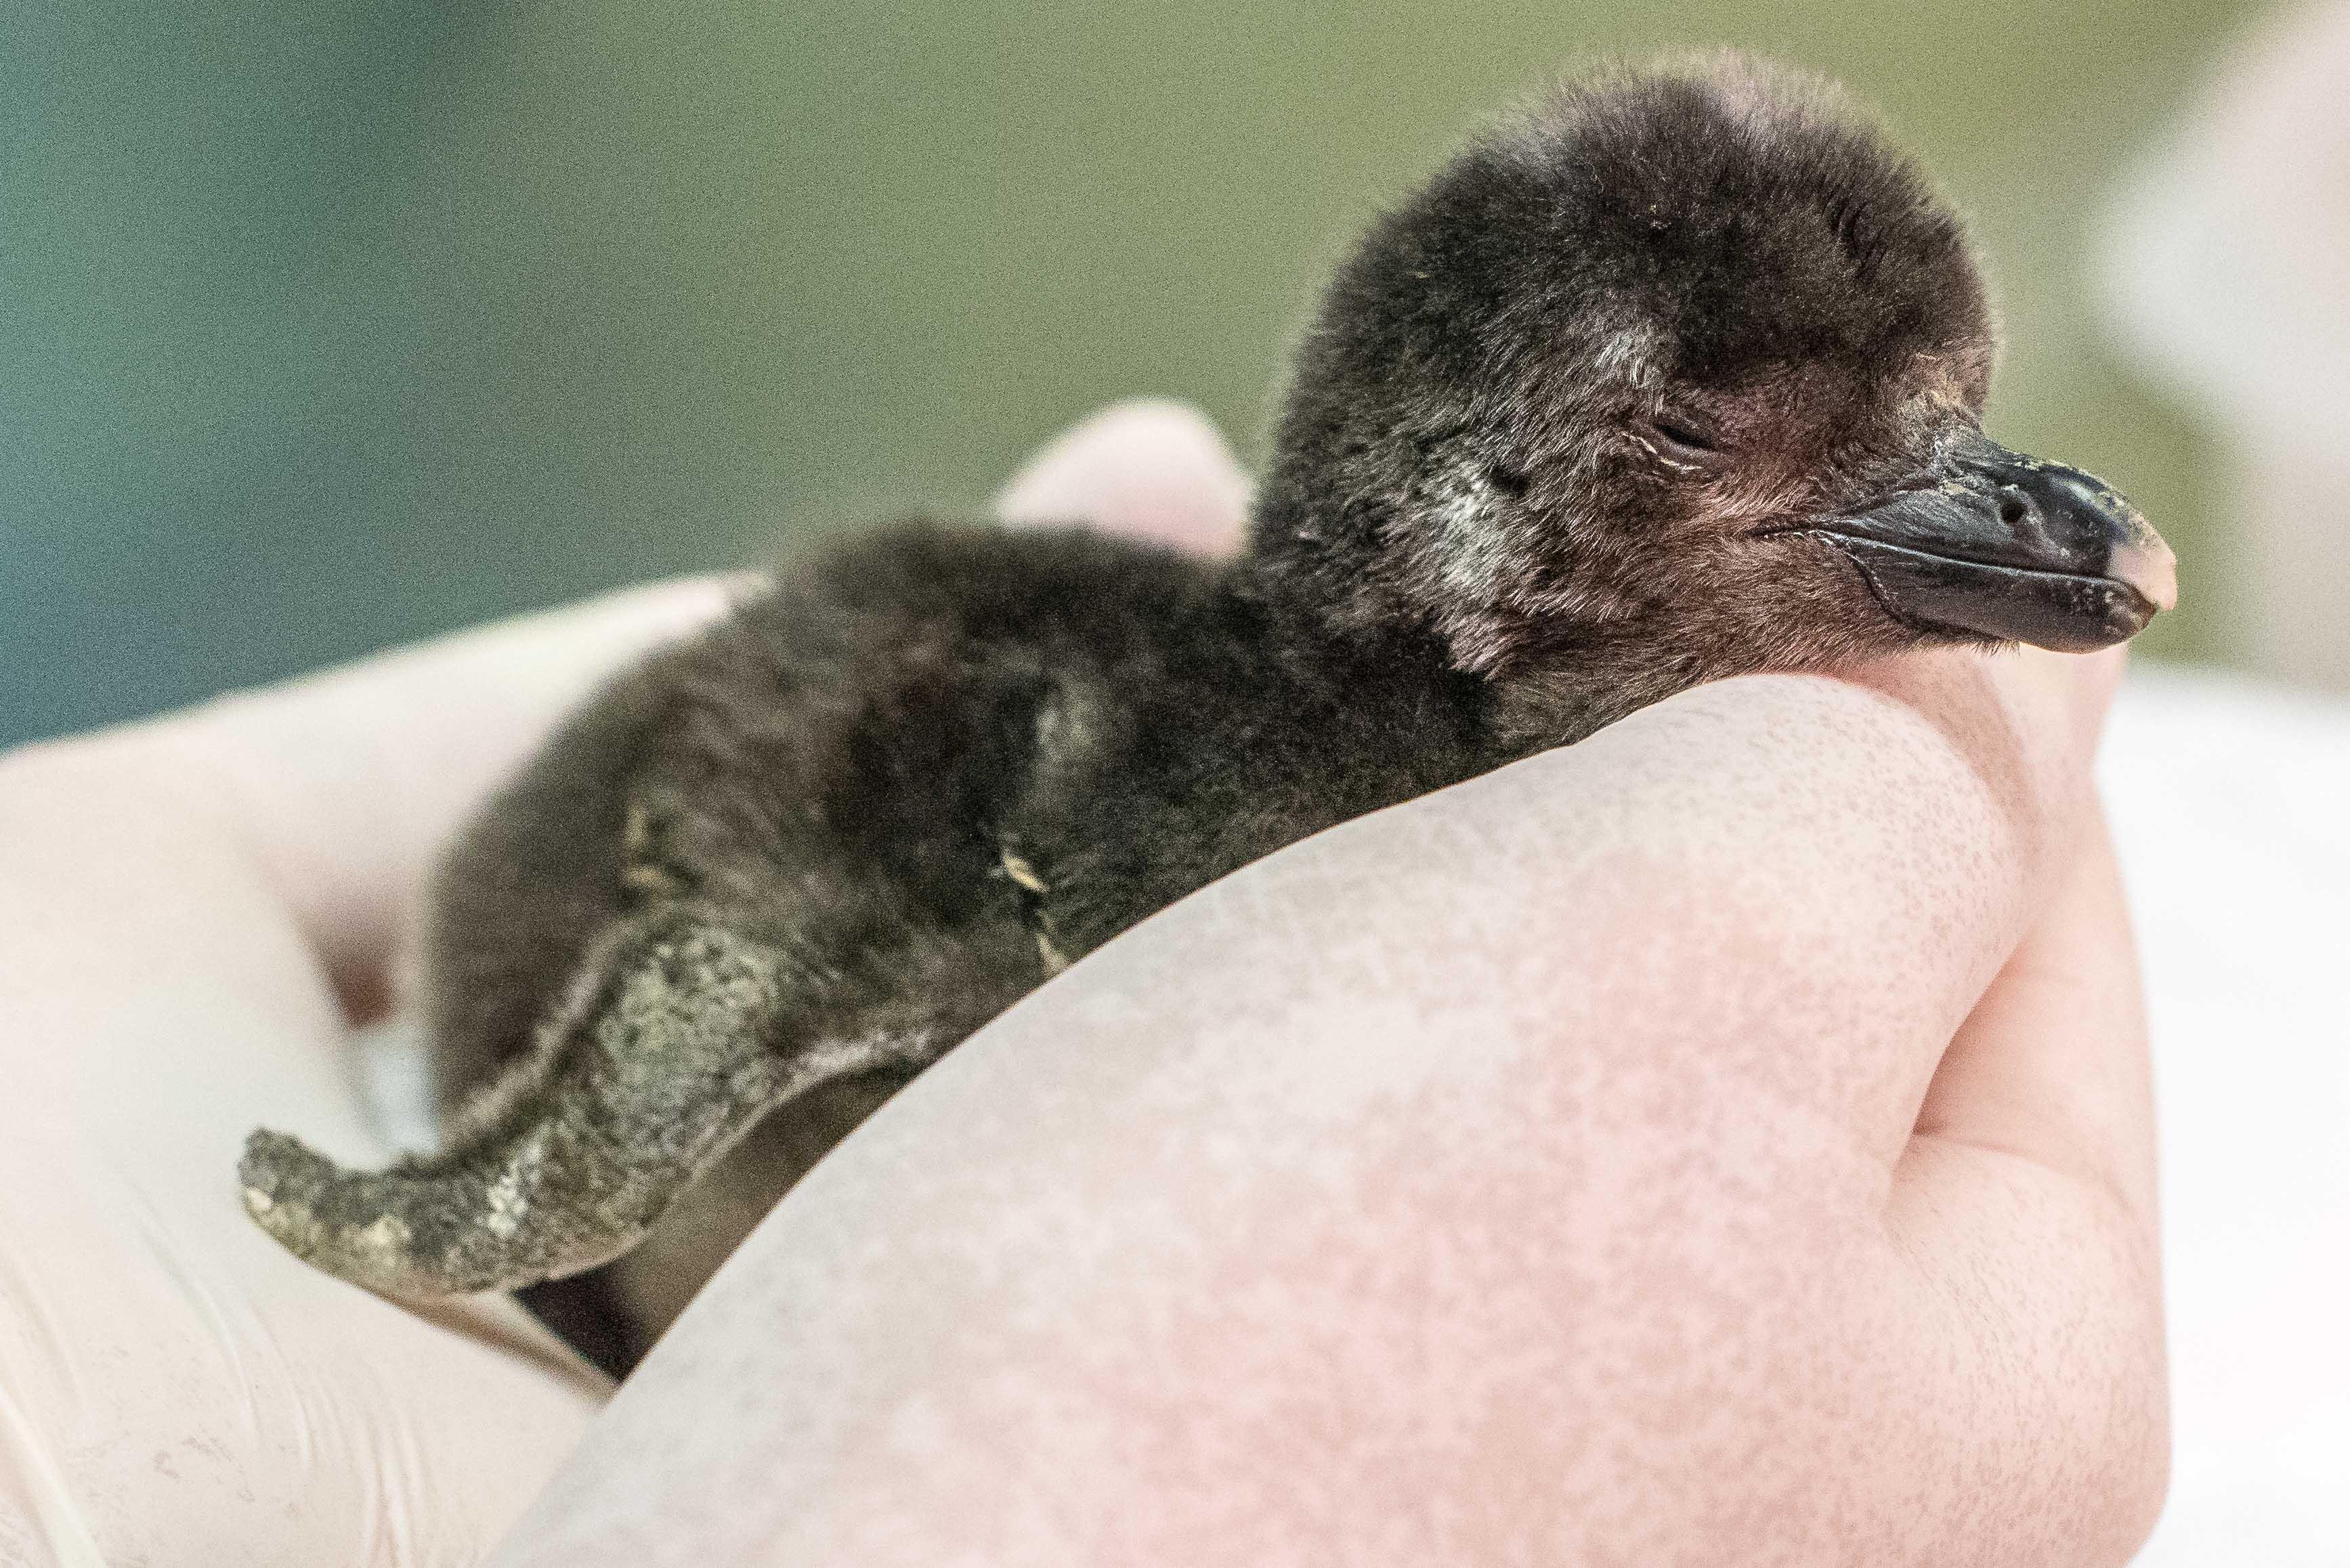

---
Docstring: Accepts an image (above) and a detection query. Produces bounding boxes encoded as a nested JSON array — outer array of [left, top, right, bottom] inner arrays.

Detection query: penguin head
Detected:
[[1254, 55, 2174, 728]]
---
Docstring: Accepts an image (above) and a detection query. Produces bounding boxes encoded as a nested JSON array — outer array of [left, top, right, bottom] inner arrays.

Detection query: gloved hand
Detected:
[[0, 577, 730, 1563], [0, 400, 1250, 1566]]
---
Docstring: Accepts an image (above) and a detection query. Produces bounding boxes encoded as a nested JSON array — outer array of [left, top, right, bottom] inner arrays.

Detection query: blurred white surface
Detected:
[[2105, 664, 2350, 1564], [2099, 0, 2350, 695], [2100, 3, 2350, 454]]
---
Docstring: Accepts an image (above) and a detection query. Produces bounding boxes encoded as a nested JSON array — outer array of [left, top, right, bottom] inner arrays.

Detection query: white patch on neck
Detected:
[[1422, 457, 1510, 603]]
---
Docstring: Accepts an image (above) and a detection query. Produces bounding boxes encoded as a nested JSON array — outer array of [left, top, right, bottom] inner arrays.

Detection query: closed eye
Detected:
[[1652, 413, 1721, 455]]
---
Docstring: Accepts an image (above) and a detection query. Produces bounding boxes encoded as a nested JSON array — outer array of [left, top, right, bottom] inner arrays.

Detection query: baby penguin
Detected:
[[241, 56, 2176, 1372]]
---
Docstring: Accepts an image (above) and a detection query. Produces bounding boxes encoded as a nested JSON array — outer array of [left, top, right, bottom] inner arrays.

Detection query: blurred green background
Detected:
[[1, 0, 2263, 746]]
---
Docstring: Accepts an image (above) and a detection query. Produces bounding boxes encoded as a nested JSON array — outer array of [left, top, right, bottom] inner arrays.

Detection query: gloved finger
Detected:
[[1871, 800, 2171, 1554], [1908, 800, 2160, 1227], [0, 751, 611, 1566], [994, 398, 1252, 557], [137, 575, 744, 1020]]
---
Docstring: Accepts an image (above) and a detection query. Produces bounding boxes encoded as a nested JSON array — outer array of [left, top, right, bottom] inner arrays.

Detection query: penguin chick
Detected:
[[239, 54, 2177, 1374]]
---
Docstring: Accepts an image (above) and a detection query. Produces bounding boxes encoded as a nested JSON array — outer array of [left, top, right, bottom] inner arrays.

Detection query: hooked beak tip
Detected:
[[2109, 529, 2179, 615]]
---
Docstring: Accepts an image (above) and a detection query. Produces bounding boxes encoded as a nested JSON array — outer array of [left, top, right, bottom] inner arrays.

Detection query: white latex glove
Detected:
[[0, 400, 1245, 1566], [0, 575, 748, 1564]]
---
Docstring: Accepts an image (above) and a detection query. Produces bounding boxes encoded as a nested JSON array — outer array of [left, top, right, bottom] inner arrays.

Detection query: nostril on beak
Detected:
[[2003, 466, 2178, 613]]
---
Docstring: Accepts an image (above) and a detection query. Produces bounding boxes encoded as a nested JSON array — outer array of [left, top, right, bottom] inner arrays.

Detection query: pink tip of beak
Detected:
[[2110, 527, 2179, 613]]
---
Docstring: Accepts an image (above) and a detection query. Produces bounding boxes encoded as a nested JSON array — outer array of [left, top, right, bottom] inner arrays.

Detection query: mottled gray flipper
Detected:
[[240, 911, 918, 1297]]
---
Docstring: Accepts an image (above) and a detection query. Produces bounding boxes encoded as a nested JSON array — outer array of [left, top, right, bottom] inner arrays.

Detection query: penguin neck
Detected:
[[1227, 515, 1642, 756], [1230, 477, 1424, 654]]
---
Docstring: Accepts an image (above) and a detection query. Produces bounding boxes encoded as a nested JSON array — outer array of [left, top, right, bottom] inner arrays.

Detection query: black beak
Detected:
[[1795, 430, 2179, 651]]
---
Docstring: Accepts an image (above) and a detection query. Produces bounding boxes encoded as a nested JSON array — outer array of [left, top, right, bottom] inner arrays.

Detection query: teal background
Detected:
[[1, 0, 2261, 745]]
